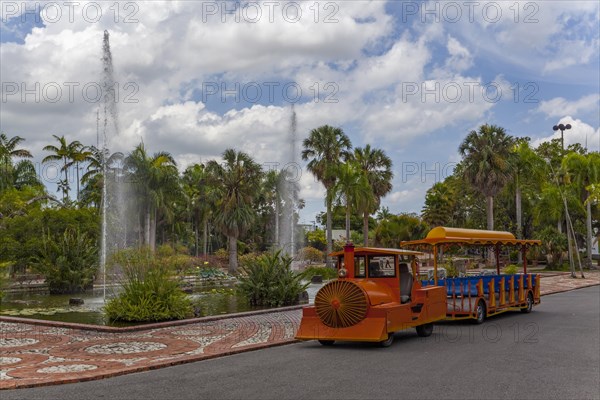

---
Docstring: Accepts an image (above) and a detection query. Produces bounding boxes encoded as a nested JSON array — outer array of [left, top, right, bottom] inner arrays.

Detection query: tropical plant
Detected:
[[66, 142, 93, 201], [331, 162, 374, 241], [42, 135, 83, 202], [563, 152, 600, 267], [0, 261, 10, 300], [0, 133, 34, 192], [299, 246, 324, 264], [374, 213, 429, 248], [306, 228, 327, 250], [124, 143, 179, 251], [302, 125, 352, 266], [422, 181, 456, 227], [353, 145, 393, 245], [458, 124, 515, 230], [511, 140, 546, 239], [537, 227, 568, 267], [31, 228, 98, 294], [237, 250, 308, 307], [104, 247, 192, 322], [301, 265, 337, 280], [503, 264, 519, 275], [206, 149, 263, 273], [182, 163, 216, 257]]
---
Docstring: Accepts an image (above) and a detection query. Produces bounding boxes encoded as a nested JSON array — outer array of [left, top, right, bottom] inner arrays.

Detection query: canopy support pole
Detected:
[[433, 244, 438, 285], [495, 244, 501, 275], [522, 245, 528, 274]]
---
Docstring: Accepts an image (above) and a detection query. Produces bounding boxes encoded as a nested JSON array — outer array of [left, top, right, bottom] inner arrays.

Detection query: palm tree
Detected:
[[563, 152, 600, 268], [511, 140, 545, 239], [66, 143, 93, 201], [354, 145, 393, 245], [331, 162, 373, 241], [0, 133, 33, 192], [80, 146, 124, 208], [182, 163, 216, 257], [12, 160, 43, 189], [206, 149, 263, 273], [458, 124, 515, 231], [301, 125, 352, 265], [124, 143, 179, 251], [43, 135, 82, 202]]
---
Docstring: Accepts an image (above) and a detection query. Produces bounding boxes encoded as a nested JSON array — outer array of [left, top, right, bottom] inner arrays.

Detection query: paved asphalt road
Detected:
[[4, 286, 599, 400]]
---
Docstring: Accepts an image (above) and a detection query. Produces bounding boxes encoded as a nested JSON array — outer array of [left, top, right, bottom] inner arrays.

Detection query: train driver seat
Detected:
[[399, 263, 413, 303]]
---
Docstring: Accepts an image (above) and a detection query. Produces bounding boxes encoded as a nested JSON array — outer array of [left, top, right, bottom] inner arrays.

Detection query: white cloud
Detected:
[[536, 94, 600, 118]]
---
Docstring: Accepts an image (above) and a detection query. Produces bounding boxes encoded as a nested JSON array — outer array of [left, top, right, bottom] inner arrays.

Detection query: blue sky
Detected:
[[1, 1, 599, 226]]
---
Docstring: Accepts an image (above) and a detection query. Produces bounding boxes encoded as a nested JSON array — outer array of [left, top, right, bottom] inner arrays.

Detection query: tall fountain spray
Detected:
[[100, 30, 122, 302], [289, 104, 298, 257], [278, 104, 299, 258]]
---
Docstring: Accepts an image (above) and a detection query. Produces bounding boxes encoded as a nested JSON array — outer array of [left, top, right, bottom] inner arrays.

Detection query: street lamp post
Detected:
[[552, 122, 582, 278], [553, 123, 572, 150]]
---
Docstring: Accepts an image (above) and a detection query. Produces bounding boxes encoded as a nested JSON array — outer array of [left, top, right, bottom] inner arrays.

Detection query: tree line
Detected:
[[422, 124, 599, 272]]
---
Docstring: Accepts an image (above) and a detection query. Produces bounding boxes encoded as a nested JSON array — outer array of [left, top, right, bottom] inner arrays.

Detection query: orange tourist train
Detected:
[[295, 227, 542, 347]]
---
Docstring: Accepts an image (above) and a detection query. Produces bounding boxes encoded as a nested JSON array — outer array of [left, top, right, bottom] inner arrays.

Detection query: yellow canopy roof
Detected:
[[400, 226, 541, 247], [329, 247, 423, 257]]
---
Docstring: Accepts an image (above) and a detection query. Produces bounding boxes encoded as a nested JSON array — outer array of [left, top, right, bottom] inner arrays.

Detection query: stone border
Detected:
[[0, 305, 305, 333]]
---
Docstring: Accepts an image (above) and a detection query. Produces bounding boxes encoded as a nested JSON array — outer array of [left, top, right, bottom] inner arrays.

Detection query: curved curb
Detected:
[[0, 305, 305, 333]]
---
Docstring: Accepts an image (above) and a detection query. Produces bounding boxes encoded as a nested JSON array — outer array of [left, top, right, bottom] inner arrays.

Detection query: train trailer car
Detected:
[[295, 245, 448, 347], [401, 226, 542, 324]]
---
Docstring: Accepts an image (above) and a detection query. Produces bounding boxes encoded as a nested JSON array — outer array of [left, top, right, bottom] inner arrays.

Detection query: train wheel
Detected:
[[379, 333, 394, 347], [474, 300, 486, 324], [416, 323, 433, 337], [521, 292, 533, 313], [318, 340, 335, 346]]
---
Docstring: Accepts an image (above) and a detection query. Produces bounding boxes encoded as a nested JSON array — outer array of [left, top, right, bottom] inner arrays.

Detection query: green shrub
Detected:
[[31, 228, 98, 294], [156, 244, 176, 258], [537, 227, 567, 266], [239, 252, 261, 269], [301, 266, 337, 280], [299, 247, 324, 264], [0, 261, 10, 300], [104, 248, 192, 322], [238, 250, 308, 307], [443, 258, 459, 278], [503, 264, 519, 275], [214, 248, 229, 267]]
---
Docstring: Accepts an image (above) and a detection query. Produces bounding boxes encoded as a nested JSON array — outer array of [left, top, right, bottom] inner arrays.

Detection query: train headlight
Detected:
[[338, 267, 347, 278]]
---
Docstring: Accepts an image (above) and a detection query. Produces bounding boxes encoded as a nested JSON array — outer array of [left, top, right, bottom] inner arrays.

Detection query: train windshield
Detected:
[[368, 255, 396, 278]]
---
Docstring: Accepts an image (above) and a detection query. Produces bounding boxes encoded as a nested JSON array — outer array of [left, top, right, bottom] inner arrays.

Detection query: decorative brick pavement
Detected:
[[1, 272, 598, 390]]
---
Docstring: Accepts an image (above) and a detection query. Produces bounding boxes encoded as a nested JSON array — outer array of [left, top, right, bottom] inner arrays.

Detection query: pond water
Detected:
[[0, 283, 323, 327]]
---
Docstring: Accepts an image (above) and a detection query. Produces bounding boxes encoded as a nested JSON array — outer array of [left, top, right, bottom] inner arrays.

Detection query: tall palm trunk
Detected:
[[144, 207, 151, 248], [363, 212, 369, 246], [274, 198, 280, 247], [63, 156, 69, 201], [150, 208, 157, 251], [76, 161, 80, 201], [228, 235, 238, 274], [326, 195, 333, 268], [586, 199, 593, 268], [345, 203, 351, 242], [516, 183, 522, 263], [486, 195, 494, 266], [486, 196, 494, 230], [202, 218, 208, 258]]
